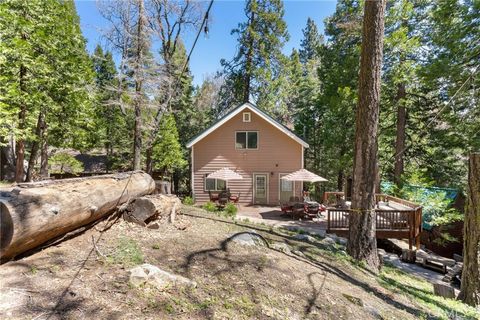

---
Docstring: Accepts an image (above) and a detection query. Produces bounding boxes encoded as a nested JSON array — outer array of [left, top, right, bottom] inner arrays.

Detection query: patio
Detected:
[[235, 205, 328, 237]]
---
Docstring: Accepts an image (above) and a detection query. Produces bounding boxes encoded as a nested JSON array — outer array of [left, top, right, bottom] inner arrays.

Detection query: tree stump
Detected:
[[401, 249, 417, 263], [433, 282, 456, 299], [124, 194, 181, 226]]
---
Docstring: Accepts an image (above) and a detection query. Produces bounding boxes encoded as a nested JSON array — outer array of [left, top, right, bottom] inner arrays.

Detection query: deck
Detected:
[[324, 192, 422, 250]]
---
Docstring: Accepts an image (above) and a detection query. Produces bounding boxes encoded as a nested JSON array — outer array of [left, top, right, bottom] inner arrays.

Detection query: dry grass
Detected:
[[0, 205, 478, 319]]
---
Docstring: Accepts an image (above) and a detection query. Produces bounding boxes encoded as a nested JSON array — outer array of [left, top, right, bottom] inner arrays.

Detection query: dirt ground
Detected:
[[0, 206, 456, 319]]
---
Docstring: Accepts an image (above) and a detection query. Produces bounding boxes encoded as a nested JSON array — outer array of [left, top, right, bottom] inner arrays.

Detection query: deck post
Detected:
[[416, 208, 422, 249], [327, 210, 330, 232]]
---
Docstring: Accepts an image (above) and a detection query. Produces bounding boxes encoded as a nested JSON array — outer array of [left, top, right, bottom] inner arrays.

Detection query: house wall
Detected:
[[192, 107, 303, 205]]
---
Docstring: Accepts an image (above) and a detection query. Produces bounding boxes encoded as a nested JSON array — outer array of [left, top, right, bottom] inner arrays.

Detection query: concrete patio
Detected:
[[235, 205, 328, 237]]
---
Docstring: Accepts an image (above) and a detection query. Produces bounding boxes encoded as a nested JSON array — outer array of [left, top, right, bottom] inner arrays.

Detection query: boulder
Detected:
[[230, 231, 266, 247], [293, 234, 316, 243], [270, 242, 291, 254], [129, 264, 196, 290], [320, 237, 336, 246]]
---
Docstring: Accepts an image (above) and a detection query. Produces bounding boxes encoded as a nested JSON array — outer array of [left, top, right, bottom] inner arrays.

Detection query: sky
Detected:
[[75, 0, 338, 86]]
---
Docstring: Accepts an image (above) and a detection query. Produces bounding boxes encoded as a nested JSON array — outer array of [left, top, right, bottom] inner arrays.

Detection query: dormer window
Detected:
[[243, 112, 251, 122]]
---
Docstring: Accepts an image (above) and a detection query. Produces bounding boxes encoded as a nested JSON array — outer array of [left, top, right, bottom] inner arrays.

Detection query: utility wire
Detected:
[[148, 0, 215, 147], [385, 66, 478, 179]]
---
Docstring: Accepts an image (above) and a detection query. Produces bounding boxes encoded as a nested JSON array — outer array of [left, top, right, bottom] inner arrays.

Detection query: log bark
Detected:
[[459, 153, 480, 306], [0, 171, 155, 261], [347, 0, 386, 273], [124, 194, 181, 226]]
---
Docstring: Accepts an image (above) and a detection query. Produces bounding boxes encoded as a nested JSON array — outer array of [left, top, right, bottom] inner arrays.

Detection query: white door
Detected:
[[253, 174, 268, 204]]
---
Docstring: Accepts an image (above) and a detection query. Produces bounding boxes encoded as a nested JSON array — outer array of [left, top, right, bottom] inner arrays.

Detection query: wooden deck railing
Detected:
[[324, 192, 422, 250]]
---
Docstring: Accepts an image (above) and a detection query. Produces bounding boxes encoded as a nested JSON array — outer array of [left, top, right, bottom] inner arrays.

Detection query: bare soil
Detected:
[[0, 206, 442, 319]]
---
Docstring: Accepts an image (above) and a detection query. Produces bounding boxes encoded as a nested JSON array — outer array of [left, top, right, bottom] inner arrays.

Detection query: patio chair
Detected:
[[229, 192, 240, 204], [209, 190, 219, 202]]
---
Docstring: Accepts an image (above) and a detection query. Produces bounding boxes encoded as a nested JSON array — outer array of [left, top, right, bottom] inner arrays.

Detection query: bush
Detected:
[[223, 203, 238, 217], [182, 196, 194, 205], [202, 201, 217, 212], [49, 152, 84, 174]]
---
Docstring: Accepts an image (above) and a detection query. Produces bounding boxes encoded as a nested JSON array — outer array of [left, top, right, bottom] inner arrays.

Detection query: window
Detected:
[[204, 174, 226, 191], [236, 131, 258, 149], [243, 112, 251, 122]]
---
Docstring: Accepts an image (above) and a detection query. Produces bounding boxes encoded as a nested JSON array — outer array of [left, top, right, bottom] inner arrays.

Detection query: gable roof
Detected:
[[186, 102, 309, 148]]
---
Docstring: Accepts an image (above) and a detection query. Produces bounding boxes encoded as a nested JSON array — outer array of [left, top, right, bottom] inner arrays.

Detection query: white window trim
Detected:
[[235, 131, 259, 150], [204, 174, 227, 192], [278, 173, 295, 203], [243, 112, 251, 122]]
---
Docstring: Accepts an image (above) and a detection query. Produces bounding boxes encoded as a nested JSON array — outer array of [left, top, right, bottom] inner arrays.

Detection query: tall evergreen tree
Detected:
[[0, 0, 94, 181], [299, 17, 324, 64], [347, 0, 387, 272], [220, 0, 289, 113]]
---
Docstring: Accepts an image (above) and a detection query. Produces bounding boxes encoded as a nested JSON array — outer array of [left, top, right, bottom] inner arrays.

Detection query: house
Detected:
[[186, 102, 309, 205]]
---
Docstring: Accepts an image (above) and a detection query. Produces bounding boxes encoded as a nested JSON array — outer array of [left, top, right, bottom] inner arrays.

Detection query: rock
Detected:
[[342, 293, 363, 307], [129, 264, 196, 290], [433, 282, 456, 299], [335, 237, 348, 246], [293, 234, 316, 243], [270, 242, 291, 254], [292, 250, 306, 258], [230, 231, 266, 247], [364, 304, 382, 319], [319, 237, 336, 246], [147, 222, 160, 229]]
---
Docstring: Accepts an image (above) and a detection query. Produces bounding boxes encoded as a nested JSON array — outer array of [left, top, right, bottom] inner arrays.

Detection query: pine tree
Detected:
[[299, 17, 324, 64], [346, 0, 387, 272], [152, 113, 187, 179], [220, 0, 289, 113], [0, 0, 94, 181]]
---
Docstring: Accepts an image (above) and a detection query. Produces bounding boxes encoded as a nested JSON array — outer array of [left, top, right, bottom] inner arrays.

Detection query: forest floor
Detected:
[[1, 205, 479, 320]]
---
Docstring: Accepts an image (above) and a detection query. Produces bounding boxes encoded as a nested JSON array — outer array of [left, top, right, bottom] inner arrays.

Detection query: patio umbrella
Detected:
[[207, 167, 243, 181], [281, 168, 327, 183]]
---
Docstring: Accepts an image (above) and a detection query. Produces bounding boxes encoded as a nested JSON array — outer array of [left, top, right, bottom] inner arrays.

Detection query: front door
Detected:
[[253, 174, 268, 204], [279, 173, 294, 203]]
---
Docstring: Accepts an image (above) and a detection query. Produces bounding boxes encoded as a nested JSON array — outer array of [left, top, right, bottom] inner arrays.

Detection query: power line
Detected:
[[147, 0, 215, 150]]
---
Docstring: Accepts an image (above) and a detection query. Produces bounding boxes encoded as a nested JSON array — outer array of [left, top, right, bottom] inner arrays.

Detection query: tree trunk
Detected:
[[0, 136, 16, 181], [26, 109, 46, 182], [459, 153, 480, 306], [347, 0, 386, 273], [243, 11, 255, 103], [0, 171, 155, 261], [133, 0, 145, 171], [15, 64, 27, 183], [39, 127, 49, 179], [337, 170, 344, 191], [124, 194, 181, 226], [393, 83, 406, 186], [145, 147, 153, 175]]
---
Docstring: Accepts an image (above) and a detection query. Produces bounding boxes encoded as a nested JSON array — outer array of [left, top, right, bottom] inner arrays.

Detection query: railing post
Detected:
[[327, 210, 330, 231]]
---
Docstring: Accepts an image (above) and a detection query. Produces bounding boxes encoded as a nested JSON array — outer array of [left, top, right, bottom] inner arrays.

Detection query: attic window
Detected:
[[243, 112, 251, 122]]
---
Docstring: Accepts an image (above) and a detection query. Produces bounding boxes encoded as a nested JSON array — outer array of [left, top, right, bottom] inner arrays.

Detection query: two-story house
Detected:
[[186, 102, 309, 205]]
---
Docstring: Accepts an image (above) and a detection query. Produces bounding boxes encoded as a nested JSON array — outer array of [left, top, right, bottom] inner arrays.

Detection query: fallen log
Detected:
[[0, 171, 155, 261], [124, 194, 181, 226]]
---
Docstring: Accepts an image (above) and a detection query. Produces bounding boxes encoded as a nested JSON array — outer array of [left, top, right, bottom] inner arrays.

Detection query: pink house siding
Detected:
[[191, 106, 305, 205]]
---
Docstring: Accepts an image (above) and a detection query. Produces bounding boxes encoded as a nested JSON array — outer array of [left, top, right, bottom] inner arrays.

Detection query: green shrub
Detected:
[[223, 203, 238, 217], [202, 201, 217, 212], [49, 152, 84, 174], [182, 196, 194, 205]]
